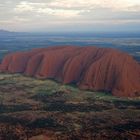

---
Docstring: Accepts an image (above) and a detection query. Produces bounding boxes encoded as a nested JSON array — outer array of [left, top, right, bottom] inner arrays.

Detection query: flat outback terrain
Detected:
[[0, 74, 139, 140]]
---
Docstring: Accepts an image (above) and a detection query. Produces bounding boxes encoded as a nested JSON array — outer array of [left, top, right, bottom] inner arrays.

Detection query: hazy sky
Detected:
[[0, 0, 140, 32]]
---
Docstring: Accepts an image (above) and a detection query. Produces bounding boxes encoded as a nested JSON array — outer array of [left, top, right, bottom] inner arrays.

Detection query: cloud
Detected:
[[13, 0, 140, 18], [14, 1, 89, 18], [14, 1, 34, 12], [47, 0, 140, 11], [0, 0, 140, 31], [124, 5, 140, 12], [37, 8, 83, 17]]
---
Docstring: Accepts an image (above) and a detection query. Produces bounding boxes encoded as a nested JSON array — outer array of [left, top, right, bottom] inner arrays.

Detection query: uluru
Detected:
[[0, 46, 140, 97]]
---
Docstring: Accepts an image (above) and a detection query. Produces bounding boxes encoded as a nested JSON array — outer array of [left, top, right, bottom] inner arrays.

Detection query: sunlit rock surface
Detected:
[[0, 46, 140, 97]]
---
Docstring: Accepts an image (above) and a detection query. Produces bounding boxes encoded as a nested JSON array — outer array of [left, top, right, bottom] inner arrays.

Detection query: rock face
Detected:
[[0, 46, 140, 97]]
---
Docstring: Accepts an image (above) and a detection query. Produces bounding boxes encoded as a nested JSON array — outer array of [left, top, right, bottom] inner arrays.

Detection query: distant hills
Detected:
[[0, 29, 140, 38], [0, 29, 17, 36], [0, 29, 14, 34], [0, 29, 27, 37]]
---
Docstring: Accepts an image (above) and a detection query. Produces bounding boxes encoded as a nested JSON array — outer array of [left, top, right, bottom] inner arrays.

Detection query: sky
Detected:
[[0, 0, 140, 32]]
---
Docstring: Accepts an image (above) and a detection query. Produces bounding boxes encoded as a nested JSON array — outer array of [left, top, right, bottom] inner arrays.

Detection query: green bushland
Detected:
[[0, 73, 140, 139], [0, 73, 139, 106]]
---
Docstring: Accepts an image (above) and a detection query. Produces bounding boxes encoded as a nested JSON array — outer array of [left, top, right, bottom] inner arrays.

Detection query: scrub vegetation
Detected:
[[0, 74, 139, 140]]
